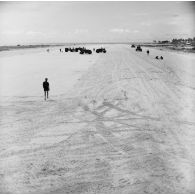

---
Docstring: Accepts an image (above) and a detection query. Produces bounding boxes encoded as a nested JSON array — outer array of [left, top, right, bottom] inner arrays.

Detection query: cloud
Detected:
[[110, 28, 130, 33], [74, 29, 89, 34], [0, 30, 46, 37], [141, 22, 151, 26], [172, 14, 179, 17], [166, 33, 189, 37], [133, 30, 139, 33], [0, 30, 24, 35], [26, 31, 45, 36], [131, 13, 148, 16], [109, 28, 140, 34]]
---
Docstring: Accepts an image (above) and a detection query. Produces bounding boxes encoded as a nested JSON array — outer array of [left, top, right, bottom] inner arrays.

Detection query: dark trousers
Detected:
[[44, 90, 49, 100]]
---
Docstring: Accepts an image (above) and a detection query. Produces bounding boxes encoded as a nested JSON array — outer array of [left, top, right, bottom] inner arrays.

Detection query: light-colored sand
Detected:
[[0, 45, 98, 97], [0, 44, 195, 193]]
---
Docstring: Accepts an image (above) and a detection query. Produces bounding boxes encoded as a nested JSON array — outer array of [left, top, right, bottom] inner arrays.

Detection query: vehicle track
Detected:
[[1, 44, 195, 193]]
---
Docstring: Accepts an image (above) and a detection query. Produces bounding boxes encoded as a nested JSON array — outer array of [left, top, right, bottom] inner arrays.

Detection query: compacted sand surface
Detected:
[[0, 44, 195, 193]]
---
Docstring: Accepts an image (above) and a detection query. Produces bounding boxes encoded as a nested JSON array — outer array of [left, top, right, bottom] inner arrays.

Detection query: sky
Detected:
[[0, 1, 194, 45]]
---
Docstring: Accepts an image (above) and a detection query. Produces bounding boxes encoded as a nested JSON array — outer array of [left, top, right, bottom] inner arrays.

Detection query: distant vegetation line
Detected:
[[153, 37, 195, 46], [0, 42, 143, 52], [0, 37, 195, 52]]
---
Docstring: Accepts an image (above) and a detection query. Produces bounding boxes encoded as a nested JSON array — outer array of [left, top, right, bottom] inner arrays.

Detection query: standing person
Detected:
[[43, 78, 50, 100]]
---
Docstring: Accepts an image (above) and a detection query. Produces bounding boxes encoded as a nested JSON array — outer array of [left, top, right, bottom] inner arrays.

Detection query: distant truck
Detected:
[[96, 48, 106, 53], [136, 45, 142, 52]]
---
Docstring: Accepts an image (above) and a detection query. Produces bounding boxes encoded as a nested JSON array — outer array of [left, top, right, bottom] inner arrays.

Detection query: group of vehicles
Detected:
[[60, 47, 107, 55], [155, 56, 163, 60], [95, 48, 106, 53], [131, 44, 142, 52], [131, 44, 163, 60], [64, 47, 92, 54]]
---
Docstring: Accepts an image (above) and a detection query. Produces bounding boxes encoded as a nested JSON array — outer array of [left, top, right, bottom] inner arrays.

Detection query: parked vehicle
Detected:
[[136, 45, 142, 52], [96, 48, 106, 53]]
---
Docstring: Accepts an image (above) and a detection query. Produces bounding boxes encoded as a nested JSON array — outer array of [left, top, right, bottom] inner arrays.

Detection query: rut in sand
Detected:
[[0, 44, 195, 193]]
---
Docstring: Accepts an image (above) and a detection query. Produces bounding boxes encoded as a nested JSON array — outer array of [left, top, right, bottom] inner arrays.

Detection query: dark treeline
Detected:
[[153, 37, 195, 46]]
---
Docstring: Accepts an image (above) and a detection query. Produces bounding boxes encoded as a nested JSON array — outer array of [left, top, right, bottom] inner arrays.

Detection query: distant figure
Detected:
[[60, 48, 62, 52], [160, 56, 163, 60], [43, 78, 50, 100], [147, 50, 149, 55]]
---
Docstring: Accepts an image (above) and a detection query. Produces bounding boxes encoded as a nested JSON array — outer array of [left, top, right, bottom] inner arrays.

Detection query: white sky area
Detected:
[[0, 1, 194, 45]]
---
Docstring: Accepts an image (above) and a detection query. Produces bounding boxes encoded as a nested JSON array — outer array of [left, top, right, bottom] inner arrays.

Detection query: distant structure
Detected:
[[158, 40, 169, 44], [155, 37, 195, 46]]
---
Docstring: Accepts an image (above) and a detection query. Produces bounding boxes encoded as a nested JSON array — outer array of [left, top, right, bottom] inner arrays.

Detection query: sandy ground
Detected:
[[0, 45, 98, 96], [0, 44, 195, 193]]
